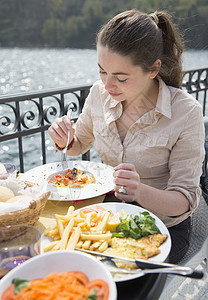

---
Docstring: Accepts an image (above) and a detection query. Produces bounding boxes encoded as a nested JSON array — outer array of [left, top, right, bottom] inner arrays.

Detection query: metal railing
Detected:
[[182, 68, 208, 115], [0, 68, 208, 172], [0, 85, 91, 172]]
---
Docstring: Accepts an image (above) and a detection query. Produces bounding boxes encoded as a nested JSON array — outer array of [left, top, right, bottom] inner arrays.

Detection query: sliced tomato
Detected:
[[65, 169, 73, 180], [80, 208, 97, 214], [68, 271, 90, 285], [87, 279, 109, 300], [95, 205, 114, 217], [1, 284, 16, 300], [63, 177, 69, 185]]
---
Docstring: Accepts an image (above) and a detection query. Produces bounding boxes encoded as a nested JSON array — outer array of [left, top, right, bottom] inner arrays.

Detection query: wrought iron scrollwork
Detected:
[[20, 99, 42, 129], [0, 103, 18, 135], [182, 69, 208, 93], [43, 95, 62, 124]]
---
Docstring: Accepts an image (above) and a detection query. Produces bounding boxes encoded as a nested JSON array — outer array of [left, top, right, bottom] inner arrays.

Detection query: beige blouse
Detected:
[[75, 79, 205, 227]]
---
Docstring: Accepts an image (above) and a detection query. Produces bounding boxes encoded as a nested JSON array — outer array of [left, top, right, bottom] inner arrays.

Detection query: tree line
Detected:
[[0, 0, 207, 49]]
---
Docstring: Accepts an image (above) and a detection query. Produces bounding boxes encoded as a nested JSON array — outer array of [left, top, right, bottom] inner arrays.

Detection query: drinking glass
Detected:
[[0, 163, 17, 180], [0, 225, 41, 278]]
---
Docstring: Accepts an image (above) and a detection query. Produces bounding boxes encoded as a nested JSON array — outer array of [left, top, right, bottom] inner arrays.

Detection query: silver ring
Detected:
[[118, 186, 127, 194]]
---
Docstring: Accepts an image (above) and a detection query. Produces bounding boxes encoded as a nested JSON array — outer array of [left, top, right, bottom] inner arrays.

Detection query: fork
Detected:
[[61, 109, 72, 170]]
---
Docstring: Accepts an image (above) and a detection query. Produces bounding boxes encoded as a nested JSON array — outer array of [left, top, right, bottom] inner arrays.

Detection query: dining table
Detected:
[[34, 192, 168, 300]]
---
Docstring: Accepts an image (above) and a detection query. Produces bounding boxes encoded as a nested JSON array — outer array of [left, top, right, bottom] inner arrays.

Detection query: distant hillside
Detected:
[[0, 0, 207, 49]]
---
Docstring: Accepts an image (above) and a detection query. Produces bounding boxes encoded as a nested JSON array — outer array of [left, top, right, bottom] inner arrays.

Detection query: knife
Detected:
[[75, 248, 204, 279]]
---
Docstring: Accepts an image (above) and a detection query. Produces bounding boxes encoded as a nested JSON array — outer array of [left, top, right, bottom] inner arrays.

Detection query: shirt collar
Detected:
[[155, 79, 172, 119], [101, 83, 122, 124]]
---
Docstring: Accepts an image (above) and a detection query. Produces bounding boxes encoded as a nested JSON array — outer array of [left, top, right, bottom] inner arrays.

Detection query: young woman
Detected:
[[48, 10, 205, 263]]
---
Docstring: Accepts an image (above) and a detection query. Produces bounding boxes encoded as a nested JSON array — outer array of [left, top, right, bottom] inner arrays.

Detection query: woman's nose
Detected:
[[104, 75, 116, 90]]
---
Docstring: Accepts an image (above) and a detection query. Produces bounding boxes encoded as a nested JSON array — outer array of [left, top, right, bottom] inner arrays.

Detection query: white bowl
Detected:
[[0, 250, 117, 300]]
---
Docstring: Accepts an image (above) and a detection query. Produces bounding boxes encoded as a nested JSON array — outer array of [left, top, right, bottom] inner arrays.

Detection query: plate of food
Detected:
[[20, 161, 114, 201], [40, 202, 171, 282], [0, 250, 117, 300]]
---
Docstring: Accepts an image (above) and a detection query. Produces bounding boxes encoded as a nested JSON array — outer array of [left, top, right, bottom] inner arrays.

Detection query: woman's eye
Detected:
[[117, 78, 127, 83], [99, 70, 106, 75]]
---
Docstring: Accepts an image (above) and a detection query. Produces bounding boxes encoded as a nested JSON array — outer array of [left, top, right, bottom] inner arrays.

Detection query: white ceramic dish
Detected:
[[20, 161, 114, 201], [41, 202, 172, 282], [0, 250, 117, 300]]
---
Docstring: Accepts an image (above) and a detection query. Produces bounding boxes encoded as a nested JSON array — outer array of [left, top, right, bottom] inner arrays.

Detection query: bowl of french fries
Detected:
[[41, 203, 171, 282]]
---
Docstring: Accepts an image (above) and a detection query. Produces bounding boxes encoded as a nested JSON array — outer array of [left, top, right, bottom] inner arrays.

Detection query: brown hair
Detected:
[[97, 10, 184, 88]]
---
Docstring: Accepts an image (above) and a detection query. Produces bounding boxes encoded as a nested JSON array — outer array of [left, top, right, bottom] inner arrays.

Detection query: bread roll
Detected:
[[7, 195, 34, 203], [0, 186, 15, 202]]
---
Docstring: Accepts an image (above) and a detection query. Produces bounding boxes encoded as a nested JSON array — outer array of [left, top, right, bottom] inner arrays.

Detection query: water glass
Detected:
[[0, 225, 41, 278], [0, 163, 17, 180]]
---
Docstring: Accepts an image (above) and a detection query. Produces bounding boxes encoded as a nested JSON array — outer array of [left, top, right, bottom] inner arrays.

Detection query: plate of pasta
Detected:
[[20, 161, 114, 201], [40, 203, 171, 282]]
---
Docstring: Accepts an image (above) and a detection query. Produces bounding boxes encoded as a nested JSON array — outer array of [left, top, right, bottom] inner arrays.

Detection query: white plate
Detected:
[[41, 202, 171, 282], [0, 250, 117, 300], [20, 161, 114, 201]]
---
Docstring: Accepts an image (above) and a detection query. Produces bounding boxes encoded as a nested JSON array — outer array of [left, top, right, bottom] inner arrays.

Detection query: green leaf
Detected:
[[113, 211, 160, 239], [87, 288, 97, 300], [112, 232, 125, 238], [12, 278, 30, 293]]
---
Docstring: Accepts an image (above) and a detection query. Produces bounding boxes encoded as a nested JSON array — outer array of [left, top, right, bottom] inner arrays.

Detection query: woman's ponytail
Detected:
[[155, 11, 184, 88]]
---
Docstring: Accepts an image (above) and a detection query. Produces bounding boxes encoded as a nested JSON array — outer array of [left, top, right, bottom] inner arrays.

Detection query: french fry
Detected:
[[90, 227, 99, 233], [86, 212, 92, 229], [54, 235, 61, 241], [91, 212, 101, 223], [90, 241, 101, 251], [80, 232, 112, 241], [56, 218, 64, 238], [54, 214, 71, 221], [74, 217, 86, 224], [67, 205, 75, 215], [98, 240, 108, 252], [78, 221, 87, 228], [44, 241, 59, 252], [44, 227, 59, 237], [96, 211, 111, 233], [76, 240, 84, 248], [79, 210, 87, 219], [52, 241, 61, 251], [59, 218, 74, 250], [66, 226, 81, 250], [44, 224, 57, 235], [82, 240, 91, 250], [90, 211, 99, 220]]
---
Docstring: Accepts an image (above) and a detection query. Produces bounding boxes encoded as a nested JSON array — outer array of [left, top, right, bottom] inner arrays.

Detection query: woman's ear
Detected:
[[150, 59, 161, 79]]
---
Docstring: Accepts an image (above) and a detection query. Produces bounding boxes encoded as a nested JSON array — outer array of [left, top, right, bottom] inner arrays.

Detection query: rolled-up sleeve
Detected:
[[165, 102, 205, 214]]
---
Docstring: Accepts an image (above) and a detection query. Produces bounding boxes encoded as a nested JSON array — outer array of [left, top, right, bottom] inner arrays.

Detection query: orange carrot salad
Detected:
[[2, 271, 109, 300]]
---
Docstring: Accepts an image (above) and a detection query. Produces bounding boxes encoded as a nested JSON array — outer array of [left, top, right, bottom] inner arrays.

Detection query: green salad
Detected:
[[112, 211, 161, 240]]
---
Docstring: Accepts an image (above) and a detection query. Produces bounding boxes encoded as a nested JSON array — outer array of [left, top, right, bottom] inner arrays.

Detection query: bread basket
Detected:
[[0, 191, 50, 242]]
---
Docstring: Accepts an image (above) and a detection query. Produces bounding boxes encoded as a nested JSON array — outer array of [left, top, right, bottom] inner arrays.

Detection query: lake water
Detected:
[[1, 48, 208, 95], [1, 48, 208, 171]]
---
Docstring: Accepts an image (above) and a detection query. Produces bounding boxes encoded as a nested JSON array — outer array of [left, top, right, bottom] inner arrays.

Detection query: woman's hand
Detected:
[[48, 116, 75, 148], [113, 163, 141, 202]]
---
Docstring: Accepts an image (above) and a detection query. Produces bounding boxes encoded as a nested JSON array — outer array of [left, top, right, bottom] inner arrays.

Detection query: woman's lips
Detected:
[[108, 91, 122, 97]]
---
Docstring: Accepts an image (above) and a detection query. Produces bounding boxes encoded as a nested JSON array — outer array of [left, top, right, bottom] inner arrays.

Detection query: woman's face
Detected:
[[97, 45, 156, 104]]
